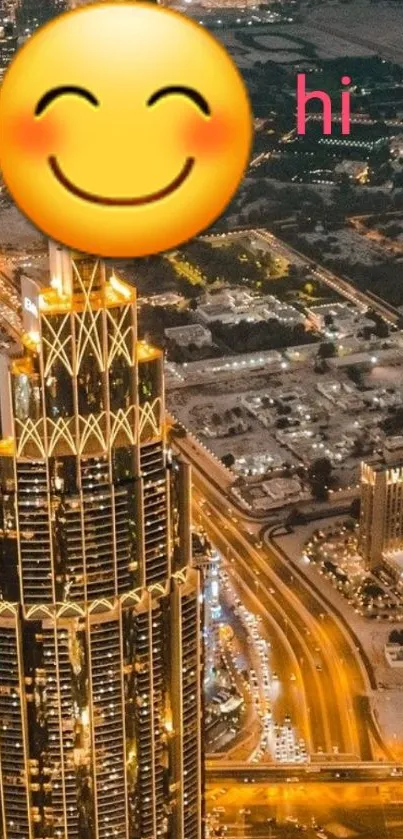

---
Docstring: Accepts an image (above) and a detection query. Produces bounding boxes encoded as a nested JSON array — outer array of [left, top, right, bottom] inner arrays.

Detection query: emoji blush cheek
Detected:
[[182, 113, 233, 158], [10, 113, 62, 157]]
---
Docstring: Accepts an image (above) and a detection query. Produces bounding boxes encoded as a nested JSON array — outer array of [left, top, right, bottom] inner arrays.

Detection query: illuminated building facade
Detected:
[[359, 459, 403, 569], [0, 245, 204, 839]]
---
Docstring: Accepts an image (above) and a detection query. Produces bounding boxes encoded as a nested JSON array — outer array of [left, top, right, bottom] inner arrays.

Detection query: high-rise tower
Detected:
[[0, 245, 204, 839], [359, 458, 403, 571]]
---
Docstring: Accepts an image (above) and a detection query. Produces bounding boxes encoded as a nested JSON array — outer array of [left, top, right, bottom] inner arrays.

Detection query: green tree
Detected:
[[308, 457, 332, 501], [317, 341, 336, 359]]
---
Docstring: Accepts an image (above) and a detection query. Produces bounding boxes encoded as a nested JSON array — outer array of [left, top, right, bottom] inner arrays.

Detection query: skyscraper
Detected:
[[359, 458, 403, 570], [0, 245, 204, 839]]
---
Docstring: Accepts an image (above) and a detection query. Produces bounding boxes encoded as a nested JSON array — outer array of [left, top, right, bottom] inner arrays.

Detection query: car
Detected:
[[272, 672, 278, 680]]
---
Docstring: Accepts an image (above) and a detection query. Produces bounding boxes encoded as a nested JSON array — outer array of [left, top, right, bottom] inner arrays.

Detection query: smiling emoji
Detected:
[[0, 2, 252, 257]]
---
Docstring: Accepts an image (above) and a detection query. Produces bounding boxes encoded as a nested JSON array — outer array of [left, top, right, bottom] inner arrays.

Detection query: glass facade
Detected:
[[360, 459, 403, 569], [0, 245, 203, 839]]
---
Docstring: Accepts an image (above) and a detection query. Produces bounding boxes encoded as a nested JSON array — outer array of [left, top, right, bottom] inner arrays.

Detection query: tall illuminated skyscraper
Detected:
[[359, 458, 403, 572], [0, 245, 204, 839]]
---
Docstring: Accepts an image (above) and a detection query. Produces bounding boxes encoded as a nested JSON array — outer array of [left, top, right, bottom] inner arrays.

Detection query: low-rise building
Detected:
[[384, 641, 403, 668], [197, 289, 257, 325], [334, 160, 369, 183], [307, 302, 358, 335], [164, 323, 212, 347], [259, 294, 305, 326], [196, 288, 304, 327], [262, 477, 302, 502], [384, 436, 403, 455], [316, 380, 364, 412]]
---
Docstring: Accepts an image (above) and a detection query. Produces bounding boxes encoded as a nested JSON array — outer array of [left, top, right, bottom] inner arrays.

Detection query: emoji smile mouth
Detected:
[[48, 155, 195, 206]]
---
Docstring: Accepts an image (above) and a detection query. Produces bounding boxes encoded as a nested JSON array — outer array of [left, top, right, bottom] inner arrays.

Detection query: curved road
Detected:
[[194, 490, 359, 758], [180, 444, 393, 763]]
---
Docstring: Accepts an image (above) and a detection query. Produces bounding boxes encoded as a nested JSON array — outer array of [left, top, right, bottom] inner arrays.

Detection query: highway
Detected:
[[173, 432, 393, 768], [219, 556, 311, 754], [206, 761, 403, 783], [193, 483, 366, 760], [195, 486, 332, 756]]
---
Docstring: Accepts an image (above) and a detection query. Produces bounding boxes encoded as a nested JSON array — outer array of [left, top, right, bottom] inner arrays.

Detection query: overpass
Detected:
[[206, 760, 403, 784]]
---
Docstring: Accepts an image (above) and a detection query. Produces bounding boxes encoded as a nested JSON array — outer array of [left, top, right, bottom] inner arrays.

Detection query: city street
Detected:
[[192, 480, 371, 760], [178, 432, 394, 764], [207, 779, 403, 838]]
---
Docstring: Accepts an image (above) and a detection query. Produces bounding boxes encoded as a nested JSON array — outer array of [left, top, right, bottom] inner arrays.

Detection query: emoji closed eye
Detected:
[[147, 85, 210, 116], [35, 85, 99, 116]]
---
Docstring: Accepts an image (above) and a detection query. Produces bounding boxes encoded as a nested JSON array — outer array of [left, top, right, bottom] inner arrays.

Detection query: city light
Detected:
[[0, 3, 403, 836]]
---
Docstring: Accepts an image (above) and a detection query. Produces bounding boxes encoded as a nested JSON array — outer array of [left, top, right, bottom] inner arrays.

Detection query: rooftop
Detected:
[[164, 323, 212, 346], [39, 274, 136, 314]]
